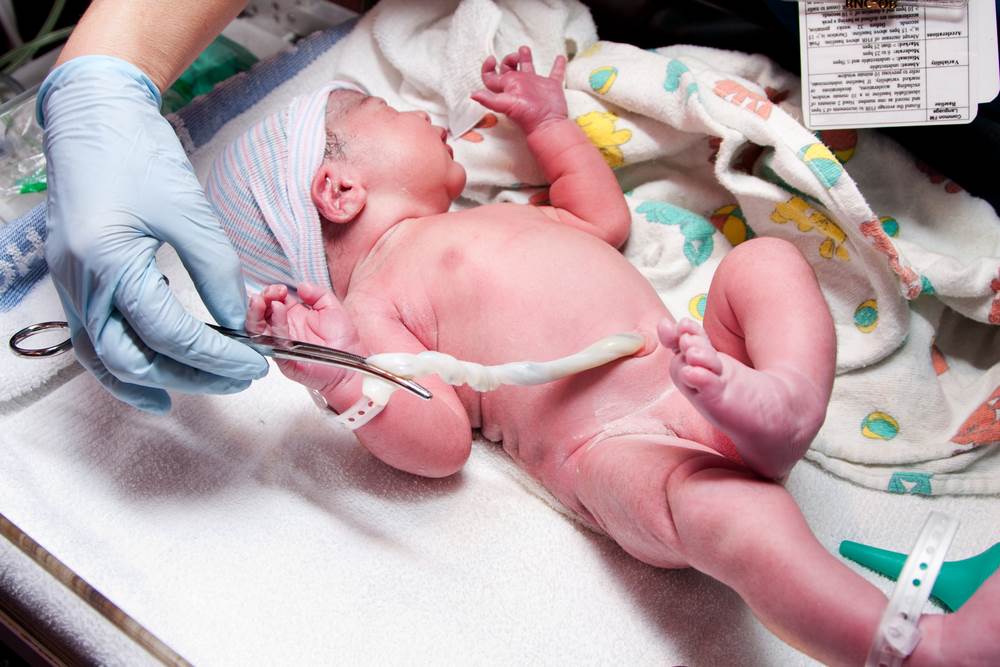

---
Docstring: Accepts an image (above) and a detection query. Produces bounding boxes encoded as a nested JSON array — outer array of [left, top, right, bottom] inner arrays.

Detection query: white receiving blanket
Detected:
[[1, 2, 999, 664]]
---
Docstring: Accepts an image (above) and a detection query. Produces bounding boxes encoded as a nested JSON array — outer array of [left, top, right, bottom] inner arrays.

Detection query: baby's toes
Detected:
[[678, 363, 722, 394], [677, 328, 702, 352], [676, 317, 705, 339], [657, 318, 681, 352], [681, 342, 722, 375]]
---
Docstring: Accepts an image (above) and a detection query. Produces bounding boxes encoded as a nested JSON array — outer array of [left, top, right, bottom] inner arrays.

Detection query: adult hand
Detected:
[[40, 56, 269, 413]]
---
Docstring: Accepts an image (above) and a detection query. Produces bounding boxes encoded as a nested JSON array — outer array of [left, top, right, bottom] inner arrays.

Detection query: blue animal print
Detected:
[[887, 472, 933, 495], [664, 59, 697, 97], [636, 201, 716, 267]]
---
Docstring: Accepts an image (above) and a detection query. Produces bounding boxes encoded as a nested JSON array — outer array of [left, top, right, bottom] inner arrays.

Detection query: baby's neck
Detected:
[[324, 195, 445, 298]]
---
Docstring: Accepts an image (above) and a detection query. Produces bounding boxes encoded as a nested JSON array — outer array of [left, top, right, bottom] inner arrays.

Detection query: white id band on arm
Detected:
[[334, 397, 385, 429], [865, 511, 959, 667]]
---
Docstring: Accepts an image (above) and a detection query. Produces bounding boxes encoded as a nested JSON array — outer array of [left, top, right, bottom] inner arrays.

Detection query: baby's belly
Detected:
[[376, 208, 684, 496], [420, 215, 679, 491]]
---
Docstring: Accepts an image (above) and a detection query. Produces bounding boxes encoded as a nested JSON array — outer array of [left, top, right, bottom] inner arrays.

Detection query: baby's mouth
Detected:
[[439, 128, 454, 158]]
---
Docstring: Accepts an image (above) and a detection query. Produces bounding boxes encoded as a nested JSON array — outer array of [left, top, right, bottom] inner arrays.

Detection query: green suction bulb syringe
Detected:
[[839, 540, 1000, 612]]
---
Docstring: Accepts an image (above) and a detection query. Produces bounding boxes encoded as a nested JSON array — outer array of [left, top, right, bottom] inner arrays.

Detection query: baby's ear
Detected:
[[311, 162, 367, 224]]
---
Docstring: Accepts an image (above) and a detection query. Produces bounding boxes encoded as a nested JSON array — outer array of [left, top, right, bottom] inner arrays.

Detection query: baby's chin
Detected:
[[446, 160, 467, 201]]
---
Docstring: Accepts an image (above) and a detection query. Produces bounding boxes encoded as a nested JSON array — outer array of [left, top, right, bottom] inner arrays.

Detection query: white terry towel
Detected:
[[327, 0, 597, 136]]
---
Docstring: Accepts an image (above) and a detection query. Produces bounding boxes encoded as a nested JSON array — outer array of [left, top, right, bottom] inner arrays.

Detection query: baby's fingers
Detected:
[[500, 51, 519, 74], [297, 282, 345, 314], [471, 90, 516, 115], [269, 300, 291, 340], [548, 55, 567, 82], [246, 294, 268, 334], [296, 282, 330, 308], [261, 283, 289, 306], [312, 290, 346, 313], [518, 46, 535, 74], [480, 55, 503, 92]]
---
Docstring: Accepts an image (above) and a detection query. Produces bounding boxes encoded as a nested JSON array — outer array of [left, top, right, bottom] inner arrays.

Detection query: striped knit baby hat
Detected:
[[205, 81, 365, 293]]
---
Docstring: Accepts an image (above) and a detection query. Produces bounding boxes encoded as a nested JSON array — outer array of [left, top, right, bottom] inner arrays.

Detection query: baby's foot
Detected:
[[658, 317, 825, 479]]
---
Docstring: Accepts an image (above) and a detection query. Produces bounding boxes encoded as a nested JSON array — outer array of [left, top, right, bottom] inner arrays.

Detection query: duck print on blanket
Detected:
[[575, 111, 632, 169], [770, 196, 850, 261]]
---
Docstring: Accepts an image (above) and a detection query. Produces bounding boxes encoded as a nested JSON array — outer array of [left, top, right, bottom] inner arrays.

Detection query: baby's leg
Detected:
[[574, 437, 1000, 665], [659, 237, 835, 478], [667, 454, 1000, 667]]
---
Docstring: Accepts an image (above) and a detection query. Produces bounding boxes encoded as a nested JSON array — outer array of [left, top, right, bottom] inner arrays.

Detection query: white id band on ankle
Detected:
[[865, 511, 959, 667]]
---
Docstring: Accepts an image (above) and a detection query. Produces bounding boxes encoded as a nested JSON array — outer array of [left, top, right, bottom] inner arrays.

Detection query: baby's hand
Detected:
[[471, 45, 568, 135], [246, 283, 361, 394]]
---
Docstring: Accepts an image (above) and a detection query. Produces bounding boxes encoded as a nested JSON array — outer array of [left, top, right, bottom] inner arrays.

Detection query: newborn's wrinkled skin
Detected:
[[246, 46, 1000, 667]]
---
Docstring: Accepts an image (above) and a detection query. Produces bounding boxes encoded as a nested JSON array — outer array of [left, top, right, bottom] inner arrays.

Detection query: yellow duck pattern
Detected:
[[771, 196, 850, 261], [575, 111, 632, 169]]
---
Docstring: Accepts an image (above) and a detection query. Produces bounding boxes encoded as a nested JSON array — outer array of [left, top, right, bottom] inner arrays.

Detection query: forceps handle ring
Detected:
[[9, 321, 73, 358]]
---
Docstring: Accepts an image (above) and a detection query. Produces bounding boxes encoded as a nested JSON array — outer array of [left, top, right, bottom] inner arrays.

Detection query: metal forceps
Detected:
[[8, 321, 433, 400]]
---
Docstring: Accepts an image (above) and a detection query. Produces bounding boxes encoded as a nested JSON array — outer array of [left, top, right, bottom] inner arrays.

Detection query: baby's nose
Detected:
[[417, 110, 431, 123]]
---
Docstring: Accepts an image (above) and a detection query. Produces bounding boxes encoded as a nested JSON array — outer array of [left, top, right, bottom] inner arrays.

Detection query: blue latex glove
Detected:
[[39, 56, 269, 413]]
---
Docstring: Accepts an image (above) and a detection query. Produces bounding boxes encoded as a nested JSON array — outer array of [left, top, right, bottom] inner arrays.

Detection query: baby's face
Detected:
[[325, 90, 466, 211]]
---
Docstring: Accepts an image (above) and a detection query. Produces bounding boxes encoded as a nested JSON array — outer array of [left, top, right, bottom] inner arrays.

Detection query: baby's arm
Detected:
[[329, 301, 472, 477], [472, 46, 631, 248], [249, 284, 471, 478]]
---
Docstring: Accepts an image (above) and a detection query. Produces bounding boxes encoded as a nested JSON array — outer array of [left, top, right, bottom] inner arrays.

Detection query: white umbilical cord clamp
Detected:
[[312, 333, 646, 431], [865, 511, 960, 667]]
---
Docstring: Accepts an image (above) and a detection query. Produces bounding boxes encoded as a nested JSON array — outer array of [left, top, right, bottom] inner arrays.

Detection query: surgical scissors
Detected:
[[8, 321, 433, 400]]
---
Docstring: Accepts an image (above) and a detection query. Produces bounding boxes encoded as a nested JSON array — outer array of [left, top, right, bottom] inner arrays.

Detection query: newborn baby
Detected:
[[206, 48, 999, 666]]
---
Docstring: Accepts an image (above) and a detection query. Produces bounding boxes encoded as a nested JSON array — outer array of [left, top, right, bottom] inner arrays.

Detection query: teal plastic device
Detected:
[[840, 540, 1000, 612], [161, 35, 258, 113]]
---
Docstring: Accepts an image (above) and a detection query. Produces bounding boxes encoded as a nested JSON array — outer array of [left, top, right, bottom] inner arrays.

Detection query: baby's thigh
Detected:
[[572, 434, 734, 569], [703, 237, 834, 369]]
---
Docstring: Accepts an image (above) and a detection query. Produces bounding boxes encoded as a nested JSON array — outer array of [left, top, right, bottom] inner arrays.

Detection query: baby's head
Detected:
[[317, 88, 466, 222], [206, 82, 465, 293]]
